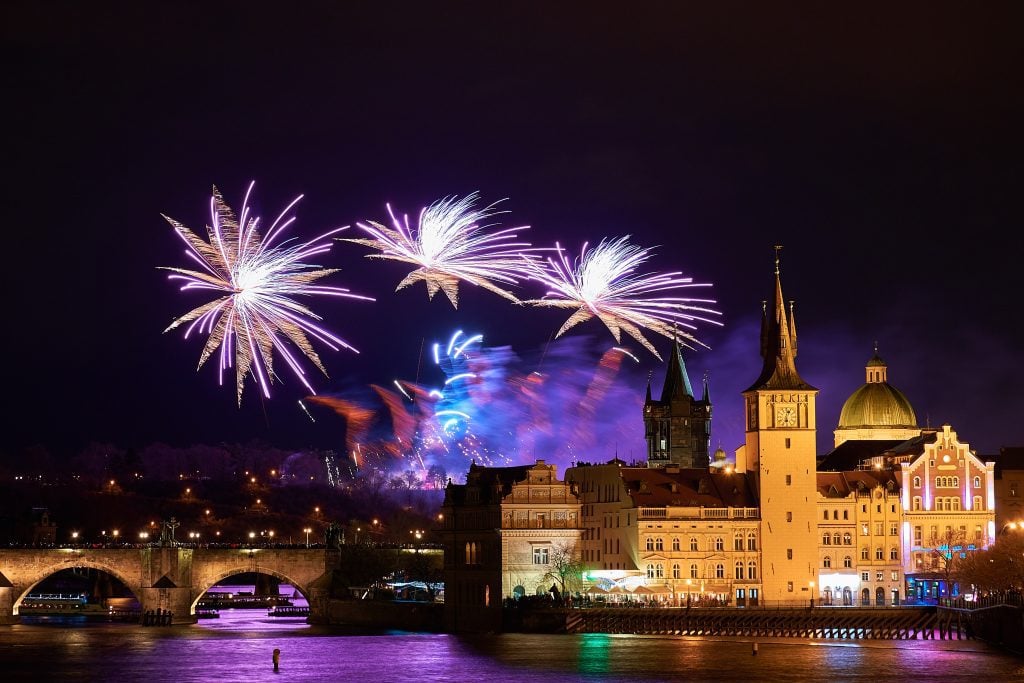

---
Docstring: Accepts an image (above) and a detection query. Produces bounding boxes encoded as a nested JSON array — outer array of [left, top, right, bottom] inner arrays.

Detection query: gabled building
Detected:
[[439, 460, 580, 632]]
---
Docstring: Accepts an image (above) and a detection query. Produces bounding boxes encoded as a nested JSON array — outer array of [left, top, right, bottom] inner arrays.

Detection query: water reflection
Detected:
[[2, 622, 1022, 682]]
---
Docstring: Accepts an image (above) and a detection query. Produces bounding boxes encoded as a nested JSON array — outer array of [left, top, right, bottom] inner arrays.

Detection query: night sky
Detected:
[[3, 2, 1022, 470]]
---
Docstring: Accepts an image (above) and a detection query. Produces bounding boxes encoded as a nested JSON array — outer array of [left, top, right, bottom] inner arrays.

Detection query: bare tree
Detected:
[[542, 541, 584, 597], [928, 527, 972, 598]]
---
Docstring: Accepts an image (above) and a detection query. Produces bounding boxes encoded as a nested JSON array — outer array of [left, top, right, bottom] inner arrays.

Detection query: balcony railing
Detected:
[[639, 507, 759, 521]]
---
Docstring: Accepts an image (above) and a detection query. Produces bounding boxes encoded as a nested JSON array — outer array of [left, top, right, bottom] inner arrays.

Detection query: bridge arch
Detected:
[[12, 558, 142, 616], [190, 567, 311, 614]]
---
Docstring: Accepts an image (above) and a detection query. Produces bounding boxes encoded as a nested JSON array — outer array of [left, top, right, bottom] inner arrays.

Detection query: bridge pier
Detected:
[[0, 587, 18, 625]]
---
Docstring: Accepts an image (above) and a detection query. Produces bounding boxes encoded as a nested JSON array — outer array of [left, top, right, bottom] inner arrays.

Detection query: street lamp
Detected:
[[686, 579, 692, 608], [810, 581, 816, 608], [304, 527, 312, 548]]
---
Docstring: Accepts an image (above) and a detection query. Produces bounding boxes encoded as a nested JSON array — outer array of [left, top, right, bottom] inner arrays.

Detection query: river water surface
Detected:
[[3, 609, 1022, 682]]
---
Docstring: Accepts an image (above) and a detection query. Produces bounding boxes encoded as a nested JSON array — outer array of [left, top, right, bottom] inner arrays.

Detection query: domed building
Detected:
[[833, 347, 920, 447]]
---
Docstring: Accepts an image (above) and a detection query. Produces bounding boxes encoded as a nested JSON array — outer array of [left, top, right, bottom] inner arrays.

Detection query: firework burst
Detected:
[[160, 182, 373, 404], [521, 236, 722, 360], [343, 192, 539, 307]]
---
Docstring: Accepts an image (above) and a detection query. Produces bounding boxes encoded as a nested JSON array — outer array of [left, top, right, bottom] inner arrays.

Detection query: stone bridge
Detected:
[[0, 547, 334, 625]]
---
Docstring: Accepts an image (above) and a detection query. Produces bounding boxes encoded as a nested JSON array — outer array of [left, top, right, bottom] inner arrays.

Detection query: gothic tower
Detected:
[[739, 248, 819, 605], [643, 341, 712, 468]]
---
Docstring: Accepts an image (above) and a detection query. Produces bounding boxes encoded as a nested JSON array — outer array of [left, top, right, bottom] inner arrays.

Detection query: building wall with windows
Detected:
[[899, 425, 996, 599]]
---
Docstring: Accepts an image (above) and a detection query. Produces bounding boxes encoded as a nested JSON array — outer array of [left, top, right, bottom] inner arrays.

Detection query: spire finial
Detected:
[[773, 245, 783, 274], [874, 340, 879, 354]]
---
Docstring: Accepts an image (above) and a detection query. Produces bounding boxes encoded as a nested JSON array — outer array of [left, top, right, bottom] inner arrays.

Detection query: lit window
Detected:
[[823, 556, 832, 568], [747, 562, 757, 580], [843, 556, 852, 568], [533, 547, 549, 564]]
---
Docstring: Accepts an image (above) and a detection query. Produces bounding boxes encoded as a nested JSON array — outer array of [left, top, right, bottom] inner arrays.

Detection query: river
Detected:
[[2, 608, 1022, 681]]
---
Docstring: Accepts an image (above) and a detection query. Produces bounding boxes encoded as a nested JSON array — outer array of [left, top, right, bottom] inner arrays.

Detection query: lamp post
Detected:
[[686, 579, 692, 609], [810, 581, 815, 608], [303, 527, 312, 548]]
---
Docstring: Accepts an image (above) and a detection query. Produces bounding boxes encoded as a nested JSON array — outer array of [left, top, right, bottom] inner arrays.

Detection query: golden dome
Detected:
[[837, 350, 917, 429], [838, 383, 917, 428]]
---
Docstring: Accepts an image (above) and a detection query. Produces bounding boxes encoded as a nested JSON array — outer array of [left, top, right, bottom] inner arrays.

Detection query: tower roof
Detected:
[[744, 247, 816, 392], [660, 341, 695, 401]]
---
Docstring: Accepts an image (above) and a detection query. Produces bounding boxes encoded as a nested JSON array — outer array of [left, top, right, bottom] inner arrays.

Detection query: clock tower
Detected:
[[740, 247, 819, 606]]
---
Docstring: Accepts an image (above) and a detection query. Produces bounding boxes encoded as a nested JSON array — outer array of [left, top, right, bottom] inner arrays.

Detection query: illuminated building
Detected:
[[564, 461, 759, 605], [439, 460, 581, 632], [818, 355, 996, 604]]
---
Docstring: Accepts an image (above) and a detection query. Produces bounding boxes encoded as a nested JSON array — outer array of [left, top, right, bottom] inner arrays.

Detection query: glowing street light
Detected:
[[810, 581, 816, 608], [304, 527, 312, 548]]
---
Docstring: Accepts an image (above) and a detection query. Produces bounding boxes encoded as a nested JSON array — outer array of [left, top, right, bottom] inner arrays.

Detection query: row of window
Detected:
[[644, 561, 758, 580], [909, 495, 984, 511], [911, 475, 982, 489], [643, 534, 758, 552], [912, 524, 984, 545]]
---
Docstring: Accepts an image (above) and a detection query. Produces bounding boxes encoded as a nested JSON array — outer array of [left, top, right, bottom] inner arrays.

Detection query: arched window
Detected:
[[912, 496, 921, 511], [822, 532, 831, 545], [747, 533, 757, 550], [715, 563, 725, 579], [690, 563, 698, 579], [843, 556, 852, 568], [735, 562, 744, 579], [672, 537, 680, 551], [823, 556, 832, 568], [833, 532, 841, 546], [875, 547, 884, 560], [672, 563, 680, 579], [656, 563, 664, 578], [689, 537, 698, 552], [655, 538, 664, 551], [843, 532, 852, 545], [735, 534, 744, 551], [646, 538, 654, 551], [913, 476, 921, 489], [714, 537, 724, 552], [974, 496, 983, 511], [861, 547, 869, 561], [974, 476, 981, 489], [646, 564, 655, 578], [747, 561, 757, 580], [889, 547, 898, 560]]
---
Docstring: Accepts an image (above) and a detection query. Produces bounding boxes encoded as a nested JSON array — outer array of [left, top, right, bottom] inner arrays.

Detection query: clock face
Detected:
[[776, 405, 797, 427]]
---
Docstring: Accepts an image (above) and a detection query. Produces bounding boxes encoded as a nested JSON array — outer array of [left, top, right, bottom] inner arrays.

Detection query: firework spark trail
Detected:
[[342, 192, 542, 307], [308, 333, 649, 481], [521, 236, 723, 360], [160, 182, 373, 403], [304, 395, 376, 458]]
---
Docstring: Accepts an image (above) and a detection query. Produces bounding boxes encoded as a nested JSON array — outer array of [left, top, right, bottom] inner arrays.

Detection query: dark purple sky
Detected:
[[3, 2, 1022, 466]]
